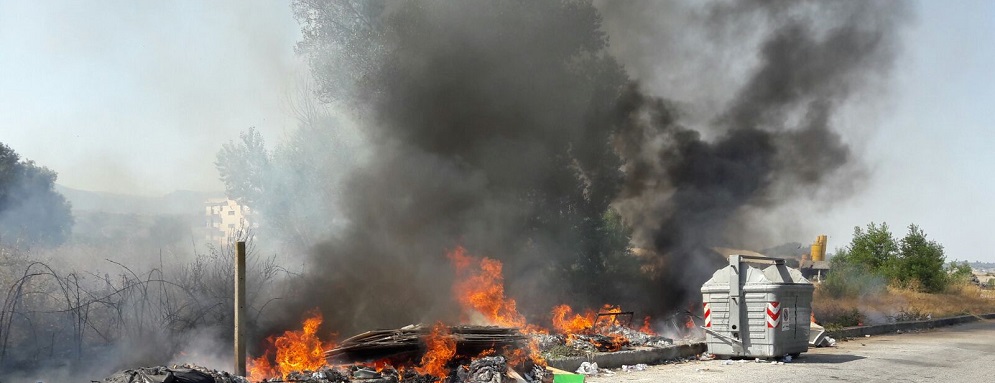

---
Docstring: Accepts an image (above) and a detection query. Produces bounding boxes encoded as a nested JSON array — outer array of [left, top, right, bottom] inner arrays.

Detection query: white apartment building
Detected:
[[204, 198, 255, 244]]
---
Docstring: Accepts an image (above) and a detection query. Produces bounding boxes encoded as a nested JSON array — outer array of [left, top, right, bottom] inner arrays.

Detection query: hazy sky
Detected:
[[0, 0, 301, 195], [1, 1, 992, 261], [819, 0, 995, 263]]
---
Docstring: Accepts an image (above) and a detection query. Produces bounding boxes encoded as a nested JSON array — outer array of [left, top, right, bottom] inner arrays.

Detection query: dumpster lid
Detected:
[[702, 257, 811, 287]]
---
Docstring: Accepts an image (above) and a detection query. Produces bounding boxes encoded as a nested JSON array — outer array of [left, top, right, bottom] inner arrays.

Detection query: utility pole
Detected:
[[235, 241, 246, 376]]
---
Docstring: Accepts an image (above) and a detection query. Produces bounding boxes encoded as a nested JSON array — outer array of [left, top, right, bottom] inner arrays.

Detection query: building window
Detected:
[[228, 210, 235, 215]]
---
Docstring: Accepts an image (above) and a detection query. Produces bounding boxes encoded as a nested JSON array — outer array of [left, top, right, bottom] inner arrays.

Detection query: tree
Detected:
[[216, 114, 356, 251], [945, 260, 973, 286], [824, 222, 898, 298], [0, 143, 73, 247], [844, 222, 898, 273], [826, 222, 957, 296], [215, 128, 271, 210], [895, 224, 947, 292]]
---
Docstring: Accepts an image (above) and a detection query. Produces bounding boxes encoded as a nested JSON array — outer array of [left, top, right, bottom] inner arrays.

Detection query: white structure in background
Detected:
[[204, 198, 255, 244]]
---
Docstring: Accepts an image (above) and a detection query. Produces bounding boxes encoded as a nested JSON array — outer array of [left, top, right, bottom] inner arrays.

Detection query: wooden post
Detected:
[[235, 241, 247, 376]]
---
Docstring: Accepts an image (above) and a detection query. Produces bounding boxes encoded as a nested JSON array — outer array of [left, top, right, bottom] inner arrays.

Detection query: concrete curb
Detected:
[[826, 313, 995, 339], [546, 313, 995, 371], [546, 342, 707, 372]]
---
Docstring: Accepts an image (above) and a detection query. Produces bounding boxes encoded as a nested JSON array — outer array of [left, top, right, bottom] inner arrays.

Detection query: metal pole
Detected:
[[235, 241, 246, 377], [728, 254, 742, 347]]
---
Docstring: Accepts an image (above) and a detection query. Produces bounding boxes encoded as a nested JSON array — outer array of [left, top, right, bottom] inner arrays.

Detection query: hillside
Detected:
[[56, 184, 223, 216]]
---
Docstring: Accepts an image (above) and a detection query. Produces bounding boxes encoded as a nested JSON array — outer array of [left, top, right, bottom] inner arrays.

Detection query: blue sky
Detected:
[[1, 1, 992, 261]]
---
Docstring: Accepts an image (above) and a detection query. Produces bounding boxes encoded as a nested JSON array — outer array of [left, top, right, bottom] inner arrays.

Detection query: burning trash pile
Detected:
[[100, 365, 250, 383], [238, 246, 681, 383], [539, 304, 674, 354]]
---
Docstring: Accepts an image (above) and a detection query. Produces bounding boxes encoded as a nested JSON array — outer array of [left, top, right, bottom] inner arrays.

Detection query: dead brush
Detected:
[[813, 282, 995, 328]]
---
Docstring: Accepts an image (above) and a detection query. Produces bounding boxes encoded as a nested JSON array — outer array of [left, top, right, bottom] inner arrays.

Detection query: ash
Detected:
[[532, 326, 672, 354], [457, 356, 506, 383], [282, 367, 351, 382], [99, 364, 249, 383], [531, 333, 565, 350], [610, 326, 673, 348]]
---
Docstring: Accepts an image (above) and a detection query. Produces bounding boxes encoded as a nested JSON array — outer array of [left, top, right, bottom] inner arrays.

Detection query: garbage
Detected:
[[575, 362, 599, 375], [353, 367, 379, 379], [285, 367, 350, 382], [783, 355, 792, 362], [821, 336, 837, 347], [621, 364, 647, 372], [99, 365, 248, 383], [721, 360, 734, 365], [466, 356, 509, 383]]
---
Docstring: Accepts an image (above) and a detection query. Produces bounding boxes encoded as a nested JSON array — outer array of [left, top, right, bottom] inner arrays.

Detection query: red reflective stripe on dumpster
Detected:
[[703, 302, 712, 327], [766, 302, 780, 328]]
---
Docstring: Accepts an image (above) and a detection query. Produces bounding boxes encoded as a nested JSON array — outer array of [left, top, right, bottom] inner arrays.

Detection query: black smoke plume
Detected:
[[609, 1, 908, 311], [272, 0, 909, 334]]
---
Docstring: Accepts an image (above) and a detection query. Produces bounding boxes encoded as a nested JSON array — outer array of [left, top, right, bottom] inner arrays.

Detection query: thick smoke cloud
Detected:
[[609, 1, 909, 309], [279, 0, 632, 334], [274, 0, 910, 335]]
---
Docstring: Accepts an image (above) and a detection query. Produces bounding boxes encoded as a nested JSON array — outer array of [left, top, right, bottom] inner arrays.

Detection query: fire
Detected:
[[246, 351, 275, 381], [685, 316, 696, 329], [595, 305, 623, 328], [414, 322, 457, 379], [550, 304, 645, 352], [247, 310, 334, 381], [245, 245, 667, 379], [448, 245, 526, 327], [640, 316, 656, 335], [607, 333, 629, 350], [552, 304, 632, 334], [551, 304, 594, 334]]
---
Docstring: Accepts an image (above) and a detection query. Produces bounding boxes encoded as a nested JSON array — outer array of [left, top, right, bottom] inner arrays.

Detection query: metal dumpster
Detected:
[[701, 254, 814, 358]]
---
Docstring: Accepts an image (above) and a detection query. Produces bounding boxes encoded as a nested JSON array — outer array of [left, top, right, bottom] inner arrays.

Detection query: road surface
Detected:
[[587, 320, 995, 382]]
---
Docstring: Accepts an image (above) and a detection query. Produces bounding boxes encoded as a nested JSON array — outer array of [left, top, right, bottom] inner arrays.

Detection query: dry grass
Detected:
[[813, 283, 995, 327]]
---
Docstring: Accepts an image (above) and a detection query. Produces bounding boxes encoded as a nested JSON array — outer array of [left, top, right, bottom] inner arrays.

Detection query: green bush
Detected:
[[827, 222, 953, 295], [893, 225, 948, 293]]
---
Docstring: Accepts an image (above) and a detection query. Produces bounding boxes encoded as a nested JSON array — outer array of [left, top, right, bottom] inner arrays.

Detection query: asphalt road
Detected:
[[586, 320, 995, 383]]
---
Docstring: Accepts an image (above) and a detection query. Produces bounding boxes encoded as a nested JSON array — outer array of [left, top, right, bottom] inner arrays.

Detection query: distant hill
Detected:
[[970, 262, 995, 272], [56, 185, 224, 216], [761, 242, 807, 260]]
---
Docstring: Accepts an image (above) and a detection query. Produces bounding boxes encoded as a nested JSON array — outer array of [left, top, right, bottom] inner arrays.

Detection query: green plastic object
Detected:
[[553, 373, 585, 383]]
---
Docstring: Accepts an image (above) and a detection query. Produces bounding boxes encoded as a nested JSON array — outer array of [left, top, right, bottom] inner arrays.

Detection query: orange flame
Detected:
[[247, 309, 334, 381], [446, 245, 550, 368], [607, 332, 629, 350], [595, 305, 623, 328], [685, 316, 696, 329], [640, 316, 656, 335], [551, 304, 594, 334], [448, 245, 526, 327], [414, 322, 457, 379], [247, 351, 276, 381]]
